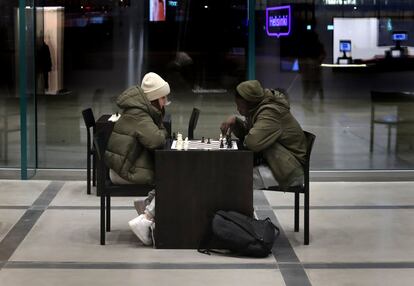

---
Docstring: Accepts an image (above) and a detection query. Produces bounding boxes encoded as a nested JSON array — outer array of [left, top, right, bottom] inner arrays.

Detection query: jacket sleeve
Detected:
[[232, 117, 249, 140], [244, 109, 281, 152], [122, 112, 167, 149]]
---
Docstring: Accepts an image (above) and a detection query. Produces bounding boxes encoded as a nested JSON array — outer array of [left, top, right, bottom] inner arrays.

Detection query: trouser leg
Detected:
[[145, 197, 156, 219]]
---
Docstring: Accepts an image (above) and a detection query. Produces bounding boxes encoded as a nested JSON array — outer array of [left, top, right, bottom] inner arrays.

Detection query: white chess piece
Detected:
[[176, 140, 183, 150], [184, 137, 189, 150], [176, 132, 183, 150]]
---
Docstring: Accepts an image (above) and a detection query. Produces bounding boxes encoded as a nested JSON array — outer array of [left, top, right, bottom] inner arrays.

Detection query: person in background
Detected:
[[298, 29, 326, 112], [38, 41, 52, 91], [220, 80, 307, 189], [105, 72, 170, 246]]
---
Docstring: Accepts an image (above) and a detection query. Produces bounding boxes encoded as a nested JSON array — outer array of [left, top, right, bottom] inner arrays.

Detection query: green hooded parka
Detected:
[[104, 86, 167, 184], [232, 81, 307, 187]]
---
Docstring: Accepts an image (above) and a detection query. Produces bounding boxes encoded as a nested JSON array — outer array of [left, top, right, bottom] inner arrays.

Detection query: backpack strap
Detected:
[[197, 223, 231, 255], [197, 215, 214, 255], [265, 217, 281, 238]]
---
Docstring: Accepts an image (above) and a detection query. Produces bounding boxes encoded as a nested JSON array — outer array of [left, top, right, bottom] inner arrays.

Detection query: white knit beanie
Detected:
[[141, 72, 170, 101]]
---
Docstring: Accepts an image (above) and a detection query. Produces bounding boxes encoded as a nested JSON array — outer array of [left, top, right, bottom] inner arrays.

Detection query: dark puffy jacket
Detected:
[[232, 88, 307, 187], [104, 86, 167, 184]]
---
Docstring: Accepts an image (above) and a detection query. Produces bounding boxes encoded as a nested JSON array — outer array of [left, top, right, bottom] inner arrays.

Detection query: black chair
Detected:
[[370, 91, 414, 153], [93, 131, 154, 245], [81, 108, 97, 195], [188, 108, 200, 140], [259, 131, 316, 245]]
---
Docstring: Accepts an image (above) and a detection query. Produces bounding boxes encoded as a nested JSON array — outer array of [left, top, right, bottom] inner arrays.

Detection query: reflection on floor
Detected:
[[0, 180, 414, 286], [1, 88, 414, 170]]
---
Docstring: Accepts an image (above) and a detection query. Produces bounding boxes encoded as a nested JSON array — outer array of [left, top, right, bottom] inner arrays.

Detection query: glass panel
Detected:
[[0, 0, 21, 168], [7, 0, 413, 171], [19, 1, 37, 178], [256, 1, 414, 169], [35, 0, 248, 168]]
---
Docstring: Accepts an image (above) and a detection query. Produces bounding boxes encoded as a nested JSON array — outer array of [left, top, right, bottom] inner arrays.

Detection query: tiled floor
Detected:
[[1, 180, 414, 285]]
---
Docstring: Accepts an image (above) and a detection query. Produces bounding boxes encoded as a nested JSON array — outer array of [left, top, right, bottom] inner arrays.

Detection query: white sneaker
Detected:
[[128, 215, 154, 246]]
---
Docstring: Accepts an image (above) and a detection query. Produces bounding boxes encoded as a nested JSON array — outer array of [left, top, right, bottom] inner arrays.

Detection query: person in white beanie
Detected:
[[105, 72, 170, 245]]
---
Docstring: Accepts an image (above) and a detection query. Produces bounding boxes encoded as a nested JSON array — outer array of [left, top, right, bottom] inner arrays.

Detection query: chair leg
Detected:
[[4, 119, 8, 162], [87, 151, 91, 195], [100, 195, 106, 245], [304, 189, 310, 245], [294, 192, 299, 232], [92, 152, 96, 187], [106, 196, 111, 232], [370, 119, 374, 153]]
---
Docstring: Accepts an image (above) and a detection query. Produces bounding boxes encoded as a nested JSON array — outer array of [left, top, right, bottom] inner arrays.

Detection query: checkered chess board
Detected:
[[171, 140, 238, 150]]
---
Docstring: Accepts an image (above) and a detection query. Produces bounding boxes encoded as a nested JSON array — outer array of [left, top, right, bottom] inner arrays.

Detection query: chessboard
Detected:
[[171, 139, 238, 150]]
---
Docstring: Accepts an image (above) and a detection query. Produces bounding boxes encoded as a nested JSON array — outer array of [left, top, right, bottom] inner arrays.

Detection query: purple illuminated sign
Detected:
[[266, 5, 291, 38]]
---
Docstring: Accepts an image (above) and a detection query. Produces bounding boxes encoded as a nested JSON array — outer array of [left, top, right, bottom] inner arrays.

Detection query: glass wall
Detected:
[[257, 0, 414, 169], [1, 0, 414, 172], [0, 0, 21, 168], [34, 0, 248, 168], [0, 0, 39, 177]]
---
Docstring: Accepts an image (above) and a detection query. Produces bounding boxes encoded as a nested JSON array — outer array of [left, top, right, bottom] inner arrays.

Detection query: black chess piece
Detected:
[[116, 111, 119, 116], [226, 134, 232, 148], [207, 138, 211, 144], [172, 132, 177, 140], [219, 139, 224, 148], [201, 136, 205, 143]]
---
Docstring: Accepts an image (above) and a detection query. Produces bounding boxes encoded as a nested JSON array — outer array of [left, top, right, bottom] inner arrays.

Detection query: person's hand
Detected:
[[220, 116, 236, 135]]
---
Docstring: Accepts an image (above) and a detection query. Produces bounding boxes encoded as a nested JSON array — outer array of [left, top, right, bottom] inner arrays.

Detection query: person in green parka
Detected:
[[105, 72, 170, 246], [220, 80, 307, 189]]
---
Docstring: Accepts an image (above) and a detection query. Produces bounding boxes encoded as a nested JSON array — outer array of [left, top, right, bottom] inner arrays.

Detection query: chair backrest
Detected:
[[82, 108, 96, 129], [188, 107, 200, 140], [303, 131, 316, 173], [93, 131, 106, 162], [93, 131, 109, 189]]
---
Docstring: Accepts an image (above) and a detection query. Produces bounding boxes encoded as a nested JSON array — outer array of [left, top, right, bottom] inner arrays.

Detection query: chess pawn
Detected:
[[176, 133, 183, 150], [184, 137, 189, 150], [176, 140, 183, 150], [226, 136, 232, 148]]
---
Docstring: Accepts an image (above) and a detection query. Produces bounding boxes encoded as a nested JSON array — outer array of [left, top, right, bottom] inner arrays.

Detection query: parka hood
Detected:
[[237, 80, 290, 112], [261, 88, 290, 110], [116, 85, 161, 118]]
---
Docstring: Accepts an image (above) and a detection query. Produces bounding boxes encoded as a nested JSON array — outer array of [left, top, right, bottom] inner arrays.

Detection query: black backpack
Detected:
[[198, 210, 280, 258]]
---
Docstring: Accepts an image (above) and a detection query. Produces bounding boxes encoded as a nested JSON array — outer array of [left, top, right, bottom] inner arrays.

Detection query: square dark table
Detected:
[[154, 147, 253, 249]]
